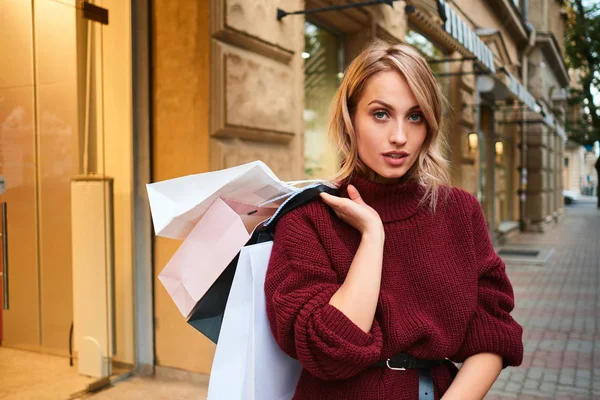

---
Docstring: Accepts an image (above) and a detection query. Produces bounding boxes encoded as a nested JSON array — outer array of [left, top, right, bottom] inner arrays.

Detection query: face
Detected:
[[352, 71, 427, 183]]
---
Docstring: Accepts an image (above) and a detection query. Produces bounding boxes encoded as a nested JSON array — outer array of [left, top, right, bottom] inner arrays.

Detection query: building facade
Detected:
[[0, 0, 571, 381], [563, 141, 586, 195], [150, 0, 570, 374]]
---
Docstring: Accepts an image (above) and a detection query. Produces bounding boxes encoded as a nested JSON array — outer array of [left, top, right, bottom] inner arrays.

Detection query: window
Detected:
[[405, 29, 450, 103], [303, 21, 343, 179]]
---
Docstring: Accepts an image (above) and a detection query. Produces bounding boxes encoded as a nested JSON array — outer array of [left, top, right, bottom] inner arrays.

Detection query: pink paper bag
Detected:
[[158, 197, 275, 318]]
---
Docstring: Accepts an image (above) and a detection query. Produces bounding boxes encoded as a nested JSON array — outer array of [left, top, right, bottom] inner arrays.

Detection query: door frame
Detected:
[[131, 0, 154, 375]]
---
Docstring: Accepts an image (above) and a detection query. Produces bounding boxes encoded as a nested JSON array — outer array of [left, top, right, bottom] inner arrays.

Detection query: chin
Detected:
[[372, 167, 408, 183]]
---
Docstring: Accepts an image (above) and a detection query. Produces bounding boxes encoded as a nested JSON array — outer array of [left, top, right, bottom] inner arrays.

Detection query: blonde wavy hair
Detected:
[[329, 40, 451, 211]]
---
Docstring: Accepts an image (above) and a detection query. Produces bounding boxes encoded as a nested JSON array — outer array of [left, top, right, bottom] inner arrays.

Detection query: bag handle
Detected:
[[257, 180, 336, 207], [264, 184, 338, 231], [285, 179, 330, 187], [251, 183, 338, 244]]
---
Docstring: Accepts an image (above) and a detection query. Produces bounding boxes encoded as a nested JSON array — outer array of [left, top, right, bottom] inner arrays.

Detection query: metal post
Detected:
[[2, 202, 8, 310], [132, 0, 154, 374]]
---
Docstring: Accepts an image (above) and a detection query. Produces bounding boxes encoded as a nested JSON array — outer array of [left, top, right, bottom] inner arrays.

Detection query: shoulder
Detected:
[[272, 196, 333, 240], [437, 185, 479, 217], [269, 197, 335, 264]]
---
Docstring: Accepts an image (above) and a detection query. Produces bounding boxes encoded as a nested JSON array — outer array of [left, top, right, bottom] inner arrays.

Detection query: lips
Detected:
[[383, 151, 408, 159], [382, 151, 409, 167]]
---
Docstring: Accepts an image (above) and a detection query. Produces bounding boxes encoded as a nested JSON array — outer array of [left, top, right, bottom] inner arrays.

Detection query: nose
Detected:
[[389, 120, 407, 146]]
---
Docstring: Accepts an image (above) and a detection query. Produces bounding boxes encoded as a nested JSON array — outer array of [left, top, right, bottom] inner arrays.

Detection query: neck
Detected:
[[341, 173, 426, 222]]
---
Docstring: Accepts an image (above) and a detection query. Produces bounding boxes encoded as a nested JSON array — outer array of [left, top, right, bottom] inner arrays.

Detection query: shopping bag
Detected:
[[158, 197, 276, 319], [187, 184, 338, 343], [247, 242, 303, 400], [146, 161, 294, 240], [207, 242, 302, 400]]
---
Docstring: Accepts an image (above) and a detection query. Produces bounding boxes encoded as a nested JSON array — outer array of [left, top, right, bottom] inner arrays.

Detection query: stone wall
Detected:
[[209, 0, 305, 181]]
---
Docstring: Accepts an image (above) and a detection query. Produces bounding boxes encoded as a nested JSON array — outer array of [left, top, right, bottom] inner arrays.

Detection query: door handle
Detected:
[[1, 202, 8, 310]]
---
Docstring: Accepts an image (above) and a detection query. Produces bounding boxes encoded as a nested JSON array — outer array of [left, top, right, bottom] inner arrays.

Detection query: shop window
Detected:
[[405, 29, 450, 103], [303, 21, 343, 179]]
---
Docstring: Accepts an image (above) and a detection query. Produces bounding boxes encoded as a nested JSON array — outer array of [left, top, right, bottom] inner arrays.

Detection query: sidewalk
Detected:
[[489, 199, 600, 399]]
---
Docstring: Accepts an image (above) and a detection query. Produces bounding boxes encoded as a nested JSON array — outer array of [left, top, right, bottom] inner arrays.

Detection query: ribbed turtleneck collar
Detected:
[[339, 175, 426, 223]]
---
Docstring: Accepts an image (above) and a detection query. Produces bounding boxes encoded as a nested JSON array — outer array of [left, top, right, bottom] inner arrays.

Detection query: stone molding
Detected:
[[210, 41, 296, 144], [210, 138, 296, 180], [210, 0, 295, 64]]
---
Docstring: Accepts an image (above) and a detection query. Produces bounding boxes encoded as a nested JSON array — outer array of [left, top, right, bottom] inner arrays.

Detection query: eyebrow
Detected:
[[367, 100, 421, 112]]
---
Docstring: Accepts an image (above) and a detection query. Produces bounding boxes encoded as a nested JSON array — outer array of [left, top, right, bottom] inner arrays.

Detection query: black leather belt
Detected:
[[373, 353, 448, 400]]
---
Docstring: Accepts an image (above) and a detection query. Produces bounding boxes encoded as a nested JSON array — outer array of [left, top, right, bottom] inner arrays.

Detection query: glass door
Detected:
[[303, 20, 343, 180], [1, 0, 46, 353], [1, 0, 79, 356], [1, 0, 135, 392]]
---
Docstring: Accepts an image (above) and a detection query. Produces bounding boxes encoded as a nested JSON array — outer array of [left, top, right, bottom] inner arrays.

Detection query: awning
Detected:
[[438, 0, 496, 73], [504, 71, 538, 113], [542, 110, 555, 129], [555, 123, 566, 140]]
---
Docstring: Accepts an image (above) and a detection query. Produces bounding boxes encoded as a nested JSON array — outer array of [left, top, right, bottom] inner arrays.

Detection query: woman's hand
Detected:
[[320, 184, 383, 237]]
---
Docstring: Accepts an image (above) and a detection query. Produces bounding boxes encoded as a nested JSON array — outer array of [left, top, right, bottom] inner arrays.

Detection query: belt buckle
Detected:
[[386, 359, 406, 371]]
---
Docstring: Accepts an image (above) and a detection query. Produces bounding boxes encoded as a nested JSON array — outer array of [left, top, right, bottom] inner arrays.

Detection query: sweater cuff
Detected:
[[452, 310, 524, 367], [318, 303, 381, 347]]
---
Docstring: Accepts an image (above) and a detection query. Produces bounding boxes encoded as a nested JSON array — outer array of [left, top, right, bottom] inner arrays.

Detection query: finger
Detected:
[[347, 184, 366, 205], [320, 192, 346, 211], [319, 192, 339, 206]]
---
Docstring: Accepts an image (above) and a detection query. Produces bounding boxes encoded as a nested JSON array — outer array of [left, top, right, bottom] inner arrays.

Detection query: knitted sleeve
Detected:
[[451, 197, 524, 368], [264, 205, 384, 380]]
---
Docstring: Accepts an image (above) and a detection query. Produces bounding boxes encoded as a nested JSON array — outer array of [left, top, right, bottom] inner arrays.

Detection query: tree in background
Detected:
[[565, 0, 600, 146]]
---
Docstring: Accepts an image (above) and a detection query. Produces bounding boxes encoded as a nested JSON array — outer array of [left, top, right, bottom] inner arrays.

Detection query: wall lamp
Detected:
[[495, 141, 504, 158], [468, 132, 479, 152]]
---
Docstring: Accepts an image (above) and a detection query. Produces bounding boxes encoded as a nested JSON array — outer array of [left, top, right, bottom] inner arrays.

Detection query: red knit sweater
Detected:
[[265, 176, 523, 400]]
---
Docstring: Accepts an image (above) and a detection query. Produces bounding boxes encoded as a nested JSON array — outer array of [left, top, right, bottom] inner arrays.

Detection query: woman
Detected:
[[265, 41, 523, 400]]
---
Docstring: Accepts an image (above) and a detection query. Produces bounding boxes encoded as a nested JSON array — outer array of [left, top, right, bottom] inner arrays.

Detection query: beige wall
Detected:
[[548, 1, 566, 55], [529, 0, 566, 51], [152, 0, 212, 373], [208, 0, 304, 180]]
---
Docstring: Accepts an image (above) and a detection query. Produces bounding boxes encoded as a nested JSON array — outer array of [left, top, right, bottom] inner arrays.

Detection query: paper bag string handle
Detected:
[[285, 179, 327, 187], [253, 180, 336, 212]]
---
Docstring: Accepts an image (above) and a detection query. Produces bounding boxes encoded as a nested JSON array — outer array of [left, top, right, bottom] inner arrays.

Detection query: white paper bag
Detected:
[[146, 161, 294, 240], [208, 242, 302, 400]]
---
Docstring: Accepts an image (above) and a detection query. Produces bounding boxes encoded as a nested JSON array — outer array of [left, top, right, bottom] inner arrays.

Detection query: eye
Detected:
[[408, 112, 424, 123], [374, 110, 389, 120]]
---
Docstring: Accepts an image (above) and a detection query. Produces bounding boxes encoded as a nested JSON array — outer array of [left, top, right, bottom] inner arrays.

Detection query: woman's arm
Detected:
[[442, 353, 503, 400], [328, 227, 384, 333], [320, 185, 385, 334], [265, 185, 385, 381]]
